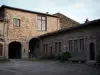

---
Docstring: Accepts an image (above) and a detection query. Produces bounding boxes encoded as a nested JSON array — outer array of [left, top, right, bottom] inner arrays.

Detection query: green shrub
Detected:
[[47, 54, 55, 60], [40, 52, 71, 61], [96, 54, 100, 63], [60, 52, 72, 62], [40, 54, 48, 59], [40, 54, 55, 60], [55, 54, 61, 60], [55, 52, 72, 62]]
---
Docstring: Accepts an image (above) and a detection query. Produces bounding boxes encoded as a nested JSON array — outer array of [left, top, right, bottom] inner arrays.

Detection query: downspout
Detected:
[[3, 8, 5, 58], [3, 8, 8, 58]]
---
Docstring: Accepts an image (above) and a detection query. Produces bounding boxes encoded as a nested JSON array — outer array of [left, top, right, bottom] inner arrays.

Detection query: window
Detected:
[[13, 18, 20, 27], [74, 40, 78, 52], [37, 15, 47, 31], [50, 46, 52, 55], [55, 42, 61, 52], [46, 44, 48, 53], [55, 42, 57, 52], [43, 44, 48, 53], [0, 44, 3, 56], [58, 42, 61, 52], [69, 40, 73, 52], [79, 39, 84, 51], [43, 44, 45, 53], [37, 44, 39, 48]]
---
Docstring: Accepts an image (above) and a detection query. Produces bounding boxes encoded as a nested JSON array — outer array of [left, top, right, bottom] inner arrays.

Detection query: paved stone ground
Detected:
[[0, 59, 100, 75]]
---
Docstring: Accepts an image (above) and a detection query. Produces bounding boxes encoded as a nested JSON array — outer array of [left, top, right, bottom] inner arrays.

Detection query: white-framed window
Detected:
[[37, 15, 47, 31], [13, 18, 20, 27]]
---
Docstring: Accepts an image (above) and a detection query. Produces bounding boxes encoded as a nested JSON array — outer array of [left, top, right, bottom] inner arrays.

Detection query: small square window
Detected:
[[13, 18, 20, 27]]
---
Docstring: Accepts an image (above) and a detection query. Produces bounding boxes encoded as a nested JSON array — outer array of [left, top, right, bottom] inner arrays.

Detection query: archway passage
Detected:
[[29, 38, 40, 58], [9, 42, 21, 59], [89, 43, 95, 60]]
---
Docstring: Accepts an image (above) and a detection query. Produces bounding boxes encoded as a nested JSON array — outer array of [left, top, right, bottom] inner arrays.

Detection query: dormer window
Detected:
[[37, 15, 47, 31], [13, 18, 20, 27]]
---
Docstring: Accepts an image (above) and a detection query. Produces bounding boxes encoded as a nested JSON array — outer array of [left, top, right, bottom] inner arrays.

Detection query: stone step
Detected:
[[85, 60, 97, 65]]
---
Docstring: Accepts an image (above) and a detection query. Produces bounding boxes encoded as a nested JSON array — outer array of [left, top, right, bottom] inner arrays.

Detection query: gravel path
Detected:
[[0, 59, 100, 75]]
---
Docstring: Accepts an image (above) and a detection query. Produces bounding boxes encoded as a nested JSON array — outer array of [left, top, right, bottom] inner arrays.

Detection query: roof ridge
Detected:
[[0, 5, 58, 18], [53, 12, 80, 24]]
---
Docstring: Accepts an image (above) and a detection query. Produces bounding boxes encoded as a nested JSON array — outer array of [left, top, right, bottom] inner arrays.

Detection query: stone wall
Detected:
[[5, 8, 60, 41], [53, 13, 79, 29], [40, 25, 100, 61], [1, 8, 60, 59]]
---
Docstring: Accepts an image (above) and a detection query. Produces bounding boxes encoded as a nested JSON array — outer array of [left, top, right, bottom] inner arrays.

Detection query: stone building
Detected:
[[53, 13, 79, 29], [36, 19, 100, 62], [0, 5, 78, 59]]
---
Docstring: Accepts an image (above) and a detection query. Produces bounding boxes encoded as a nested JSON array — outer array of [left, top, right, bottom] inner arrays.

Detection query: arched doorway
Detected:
[[89, 43, 95, 60], [9, 41, 21, 59], [0, 43, 3, 56], [29, 38, 40, 58]]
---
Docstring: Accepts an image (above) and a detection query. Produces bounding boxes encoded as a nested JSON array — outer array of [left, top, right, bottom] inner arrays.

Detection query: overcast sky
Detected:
[[0, 0, 100, 23]]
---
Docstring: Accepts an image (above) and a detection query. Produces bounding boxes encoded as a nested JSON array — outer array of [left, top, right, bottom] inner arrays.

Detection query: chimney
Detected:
[[85, 18, 89, 23], [46, 12, 49, 14]]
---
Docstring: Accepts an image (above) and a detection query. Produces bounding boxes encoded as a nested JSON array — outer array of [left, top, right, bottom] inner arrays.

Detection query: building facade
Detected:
[[0, 5, 60, 59], [0, 5, 78, 59], [35, 19, 100, 61]]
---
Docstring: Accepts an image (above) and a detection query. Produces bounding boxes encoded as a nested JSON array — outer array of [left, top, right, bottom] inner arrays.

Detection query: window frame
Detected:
[[68, 40, 73, 52], [37, 15, 47, 31], [13, 18, 21, 27], [74, 40, 78, 52], [79, 39, 84, 52]]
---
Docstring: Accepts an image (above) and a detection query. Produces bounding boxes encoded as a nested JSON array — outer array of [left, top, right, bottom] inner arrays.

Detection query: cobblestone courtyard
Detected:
[[0, 59, 100, 75]]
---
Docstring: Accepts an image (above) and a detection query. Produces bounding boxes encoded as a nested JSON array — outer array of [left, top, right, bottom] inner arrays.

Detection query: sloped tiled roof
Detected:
[[0, 5, 58, 18]]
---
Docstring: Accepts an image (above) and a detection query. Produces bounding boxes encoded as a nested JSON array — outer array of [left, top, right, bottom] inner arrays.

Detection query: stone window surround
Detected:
[[13, 17, 21, 27], [37, 15, 47, 31], [68, 37, 85, 52], [43, 43, 48, 53], [54, 41, 62, 53]]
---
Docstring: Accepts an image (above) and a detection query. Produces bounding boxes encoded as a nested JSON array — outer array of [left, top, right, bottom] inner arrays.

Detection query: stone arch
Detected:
[[29, 38, 41, 58], [8, 41, 22, 59]]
